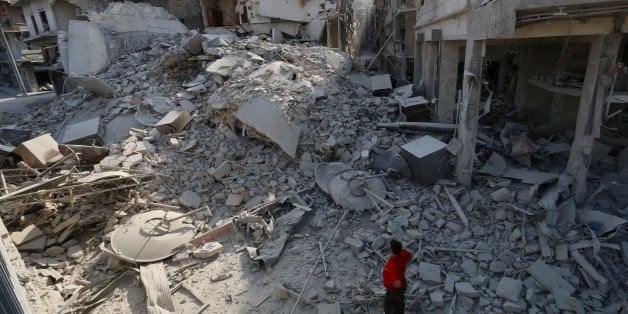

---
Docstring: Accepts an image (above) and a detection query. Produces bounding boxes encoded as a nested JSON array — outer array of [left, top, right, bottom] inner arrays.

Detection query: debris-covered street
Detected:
[[0, 1, 627, 313]]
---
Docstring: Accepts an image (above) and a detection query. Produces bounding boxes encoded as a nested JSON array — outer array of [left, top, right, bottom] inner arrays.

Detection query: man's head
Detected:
[[389, 239, 402, 255]]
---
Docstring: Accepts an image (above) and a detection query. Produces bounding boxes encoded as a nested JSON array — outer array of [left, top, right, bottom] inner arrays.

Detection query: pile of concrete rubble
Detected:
[[0, 19, 627, 314]]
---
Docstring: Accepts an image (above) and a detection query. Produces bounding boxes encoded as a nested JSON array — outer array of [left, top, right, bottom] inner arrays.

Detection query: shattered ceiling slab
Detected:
[[233, 98, 301, 158]]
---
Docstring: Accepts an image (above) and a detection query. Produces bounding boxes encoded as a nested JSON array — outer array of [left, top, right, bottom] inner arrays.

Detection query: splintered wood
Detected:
[[140, 262, 175, 314]]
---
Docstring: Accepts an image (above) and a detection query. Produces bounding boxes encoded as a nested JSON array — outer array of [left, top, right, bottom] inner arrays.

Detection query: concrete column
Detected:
[[567, 34, 622, 203], [455, 39, 486, 187], [413, 33, 424, 86], [421, 41, 439, 99], [513, 44, 528, 111], [437, 42, 460, 123]]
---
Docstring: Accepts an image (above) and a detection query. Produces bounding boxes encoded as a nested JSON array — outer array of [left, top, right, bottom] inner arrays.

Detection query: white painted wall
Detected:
[[21, 0, 58, 37]]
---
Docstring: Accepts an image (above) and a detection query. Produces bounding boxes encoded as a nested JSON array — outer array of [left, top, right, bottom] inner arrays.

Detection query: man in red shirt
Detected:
[[382, 239, 412, 313]]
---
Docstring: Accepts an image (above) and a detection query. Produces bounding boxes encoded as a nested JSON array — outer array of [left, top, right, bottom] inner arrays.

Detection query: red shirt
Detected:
[[382, 249, 412, 291]]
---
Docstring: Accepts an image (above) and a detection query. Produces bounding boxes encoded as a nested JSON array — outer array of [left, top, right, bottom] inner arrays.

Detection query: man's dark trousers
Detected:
[[384, 288, 405, 313]]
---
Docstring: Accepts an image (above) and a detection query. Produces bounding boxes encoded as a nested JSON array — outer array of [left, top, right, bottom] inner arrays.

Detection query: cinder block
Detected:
[[155, 110, 192, 134]]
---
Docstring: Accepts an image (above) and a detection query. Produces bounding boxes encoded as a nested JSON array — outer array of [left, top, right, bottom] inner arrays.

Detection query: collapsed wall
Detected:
[[65, 1, 188, 76]]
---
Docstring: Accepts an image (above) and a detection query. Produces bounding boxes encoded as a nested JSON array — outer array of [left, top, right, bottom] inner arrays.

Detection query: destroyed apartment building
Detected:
[[0, 0, 627, 313]]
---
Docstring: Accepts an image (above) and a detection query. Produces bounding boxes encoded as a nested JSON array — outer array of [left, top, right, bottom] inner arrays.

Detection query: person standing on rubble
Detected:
[[382, 239, 412, 313]]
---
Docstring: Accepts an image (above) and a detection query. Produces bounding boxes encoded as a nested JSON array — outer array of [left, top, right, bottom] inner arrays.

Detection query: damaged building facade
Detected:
[[408, 0, 628, 197]]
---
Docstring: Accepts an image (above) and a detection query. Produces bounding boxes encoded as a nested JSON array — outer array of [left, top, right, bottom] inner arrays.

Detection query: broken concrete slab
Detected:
[[233, 98, 301, 158], [400, 135, 451, 185], [68, 20, 109, 75], [205, 55, 242, 77], [225, 194, 243, 207], [14, 134, 63, 168], [155, 110, 192, 135], [61, 117, 104, 145], [344, 237, 363, 255], [11, 224, 44, 246], [419, 262, 442, 284], [17, 235, 46, 252], [430, 290, 444, 307], [455, 281, 479, 297], [526, 260, 575, 294], [460, 258, 478, 278], [179, 190, 202, 208], [496, 277, 522, 302], [69, 76, 116, 97]]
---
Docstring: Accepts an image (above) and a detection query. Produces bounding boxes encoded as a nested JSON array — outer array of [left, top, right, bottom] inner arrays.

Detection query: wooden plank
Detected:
[[140, 262, 175, 314]]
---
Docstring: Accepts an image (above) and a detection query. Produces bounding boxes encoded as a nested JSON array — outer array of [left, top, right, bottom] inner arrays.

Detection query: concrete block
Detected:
[[419, 262, 442, 283], [496, 277, 522, 302], [155, 110, 192, 134], [11, 224, 44, 246], [61, 117, 104, 145], [14, 134, 63, 167], [344, 237, 363, 254], [185, 33, 204, 55], [192, 242, 223, 259], [430, 291, 444, 307], [455, 281, 479, 297], [400, 135, 451, 185]]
